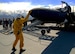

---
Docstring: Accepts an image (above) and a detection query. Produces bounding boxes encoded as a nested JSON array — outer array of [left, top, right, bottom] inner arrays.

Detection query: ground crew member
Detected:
[[8, 19, 12, 30], [12, 10, 32, 54]]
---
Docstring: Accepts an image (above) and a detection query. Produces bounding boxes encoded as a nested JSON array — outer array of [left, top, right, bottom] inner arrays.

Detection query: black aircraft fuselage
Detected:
[[30, 8, 75, 23]]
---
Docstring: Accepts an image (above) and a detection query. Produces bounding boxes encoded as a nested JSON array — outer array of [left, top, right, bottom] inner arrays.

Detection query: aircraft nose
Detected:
[[30, 9, 38, 17]]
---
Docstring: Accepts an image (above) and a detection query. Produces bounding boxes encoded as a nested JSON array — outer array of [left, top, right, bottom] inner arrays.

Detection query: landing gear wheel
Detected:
[[47, 28, 51, 33], [41, 30, 45, 35]]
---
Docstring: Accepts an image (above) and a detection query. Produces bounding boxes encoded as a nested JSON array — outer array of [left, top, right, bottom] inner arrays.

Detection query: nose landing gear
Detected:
[[41, 28, 51, 35]]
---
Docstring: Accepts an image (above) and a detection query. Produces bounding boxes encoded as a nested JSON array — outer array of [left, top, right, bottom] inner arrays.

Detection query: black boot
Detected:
[[12, 47, 16, 52], [11, 47, 16, 54], [19, 49, 26, 54]]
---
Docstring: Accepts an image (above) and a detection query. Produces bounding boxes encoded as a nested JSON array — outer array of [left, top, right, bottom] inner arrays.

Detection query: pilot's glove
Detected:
[[29, 10, 32, 14]]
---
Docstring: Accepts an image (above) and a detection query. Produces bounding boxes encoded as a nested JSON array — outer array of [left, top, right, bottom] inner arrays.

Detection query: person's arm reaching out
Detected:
[[21, 10, 32, 24]]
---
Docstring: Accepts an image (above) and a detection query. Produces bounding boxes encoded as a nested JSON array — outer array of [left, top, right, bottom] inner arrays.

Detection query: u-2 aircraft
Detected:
[[24, 1, 75, 35]]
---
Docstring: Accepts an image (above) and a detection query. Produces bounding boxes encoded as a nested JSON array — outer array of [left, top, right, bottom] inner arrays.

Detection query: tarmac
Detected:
[[0, 24, 75, 54]]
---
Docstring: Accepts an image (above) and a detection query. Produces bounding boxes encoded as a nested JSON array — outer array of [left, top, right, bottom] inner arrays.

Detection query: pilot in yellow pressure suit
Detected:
[[12, 10, 32, 54]]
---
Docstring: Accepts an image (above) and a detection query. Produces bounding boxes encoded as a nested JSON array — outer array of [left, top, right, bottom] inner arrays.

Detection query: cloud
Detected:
[[0, 2, 44, 12], [0, 2, 75, 12], [0, 2, 75, 19]]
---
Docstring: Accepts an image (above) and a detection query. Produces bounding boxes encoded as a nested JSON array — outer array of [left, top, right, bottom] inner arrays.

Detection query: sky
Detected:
[[0, 0, 75, 5], [0, 0, 75, 12]]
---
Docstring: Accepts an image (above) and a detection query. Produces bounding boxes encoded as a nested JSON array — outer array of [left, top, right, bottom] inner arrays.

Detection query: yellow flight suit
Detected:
[[13, 11, 31, 49]]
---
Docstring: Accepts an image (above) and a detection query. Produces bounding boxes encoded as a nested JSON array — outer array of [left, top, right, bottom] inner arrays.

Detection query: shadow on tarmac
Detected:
[[41, 30, 75, 54]]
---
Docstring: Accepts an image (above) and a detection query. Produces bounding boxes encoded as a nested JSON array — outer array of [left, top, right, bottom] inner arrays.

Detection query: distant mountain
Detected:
[[0, 10, 33, 20]]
